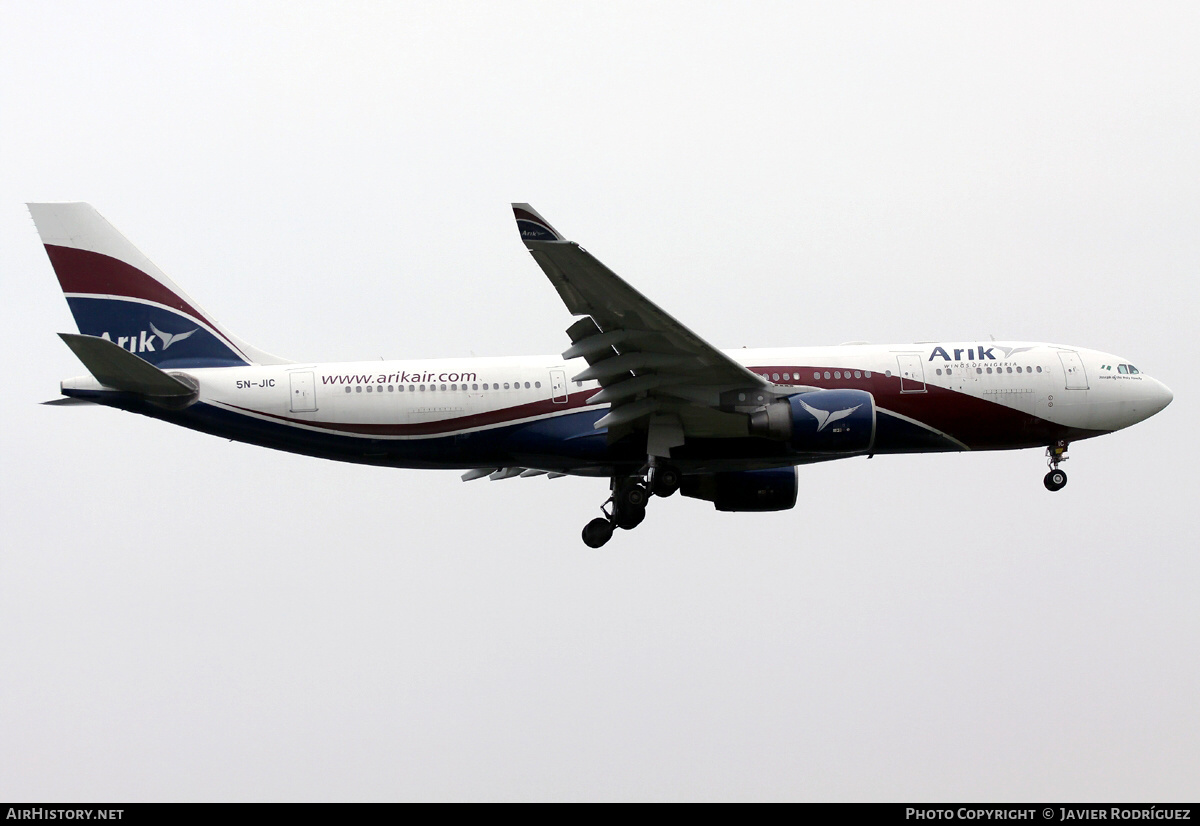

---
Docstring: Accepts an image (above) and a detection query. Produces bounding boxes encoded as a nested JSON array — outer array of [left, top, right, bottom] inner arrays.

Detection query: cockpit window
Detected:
[[1129, 365, 1140, 374], [1118, 364, 1128, 374]]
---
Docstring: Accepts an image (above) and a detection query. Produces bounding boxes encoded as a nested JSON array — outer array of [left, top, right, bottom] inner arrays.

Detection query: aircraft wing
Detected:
[[513, 204, 771, 449]]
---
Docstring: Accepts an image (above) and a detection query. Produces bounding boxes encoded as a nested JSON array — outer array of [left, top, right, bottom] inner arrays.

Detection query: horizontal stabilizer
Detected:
[[59, 333, 196, 397], [42, 396, 96, 406]]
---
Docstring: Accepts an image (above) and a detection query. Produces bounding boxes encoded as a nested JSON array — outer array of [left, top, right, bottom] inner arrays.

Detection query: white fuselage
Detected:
[[62, 341, 1173, 461]]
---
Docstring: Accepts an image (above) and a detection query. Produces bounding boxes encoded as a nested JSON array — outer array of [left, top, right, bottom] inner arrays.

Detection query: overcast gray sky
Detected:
[[1, 1, 1197, 802]]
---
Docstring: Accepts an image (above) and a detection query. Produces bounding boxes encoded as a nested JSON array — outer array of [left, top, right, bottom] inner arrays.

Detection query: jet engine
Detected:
[[680, 467, 799, 512], [748, 388, 875, 454]]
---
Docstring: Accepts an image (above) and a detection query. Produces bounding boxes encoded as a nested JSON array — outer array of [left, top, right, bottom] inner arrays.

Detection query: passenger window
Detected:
[[535, 382, 541, 388], [344, 387, 351, 394], [504, 383, 510, 390], [936, 368, 943, 376], [824, 371, 831, 379], [473, 384, 479, 390], [813, 372, 820, 380], [525, 382, 531, 389], [356, 386, 362, 392], [854, 371, 861, 379]]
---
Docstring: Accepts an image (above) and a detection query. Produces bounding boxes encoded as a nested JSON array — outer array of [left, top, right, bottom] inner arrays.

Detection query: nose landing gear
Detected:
[[1043, 440, 1069, 491], [579, 464, 681, 547]]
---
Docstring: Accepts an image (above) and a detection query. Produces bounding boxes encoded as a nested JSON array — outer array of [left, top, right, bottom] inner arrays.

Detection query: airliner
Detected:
[[33, 202, 1173, 547]]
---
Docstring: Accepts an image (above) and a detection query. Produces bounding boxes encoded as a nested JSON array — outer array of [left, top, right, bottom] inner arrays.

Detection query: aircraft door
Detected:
[[550, 368, 568, 403], [290, 371, 317, 412], [1057, 351, 1089, 390], [896, 354, 926, 393]]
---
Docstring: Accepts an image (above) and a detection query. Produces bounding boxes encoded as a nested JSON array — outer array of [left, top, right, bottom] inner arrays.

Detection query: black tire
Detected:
[[614, 504, 646, 530], [620, 484, 649, 509], [582, 517, 614, 547], [1043, 469, 1067, 491], [652, 467, 681, 498]]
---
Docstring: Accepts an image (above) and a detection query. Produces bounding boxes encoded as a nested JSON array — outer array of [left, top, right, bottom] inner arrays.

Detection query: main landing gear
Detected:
[[1043, 440, 1069, 492], [581, 463, 681, 548]]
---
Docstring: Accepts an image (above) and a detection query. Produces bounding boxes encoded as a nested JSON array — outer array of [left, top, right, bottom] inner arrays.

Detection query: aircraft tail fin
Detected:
[[29, 203, 289, 369]]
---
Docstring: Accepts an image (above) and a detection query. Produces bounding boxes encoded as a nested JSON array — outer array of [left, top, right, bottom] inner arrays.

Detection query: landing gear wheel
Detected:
[[597, 478, 651, 538], [582, 517, 615, 548], [1043, 469, 1068, 492], [651, 467, 681, 498], [614, 504, 646, 530], [618, 483, 649, 510]]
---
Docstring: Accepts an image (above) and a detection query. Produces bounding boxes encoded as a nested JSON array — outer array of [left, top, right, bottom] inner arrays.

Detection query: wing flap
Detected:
[[461, 467, 565, 481]]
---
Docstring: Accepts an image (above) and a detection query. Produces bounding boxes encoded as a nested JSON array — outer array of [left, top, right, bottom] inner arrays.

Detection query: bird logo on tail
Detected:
[[149, 321, 198, 350]]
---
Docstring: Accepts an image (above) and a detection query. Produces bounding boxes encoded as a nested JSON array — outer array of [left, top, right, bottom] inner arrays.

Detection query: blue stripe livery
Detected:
[[65, 297, 250, 369]]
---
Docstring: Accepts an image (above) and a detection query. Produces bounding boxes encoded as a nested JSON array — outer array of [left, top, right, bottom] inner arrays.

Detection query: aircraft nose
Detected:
[[1150, 379, 1174, 415]]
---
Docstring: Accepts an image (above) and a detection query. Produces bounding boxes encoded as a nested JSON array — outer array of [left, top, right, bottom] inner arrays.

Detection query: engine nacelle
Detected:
[[748, 388, 875, 454], [680, 467, 799, 512]]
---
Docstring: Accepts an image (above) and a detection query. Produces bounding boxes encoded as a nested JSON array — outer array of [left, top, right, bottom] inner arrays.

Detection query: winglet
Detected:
[[512, 203, 565, 244]]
